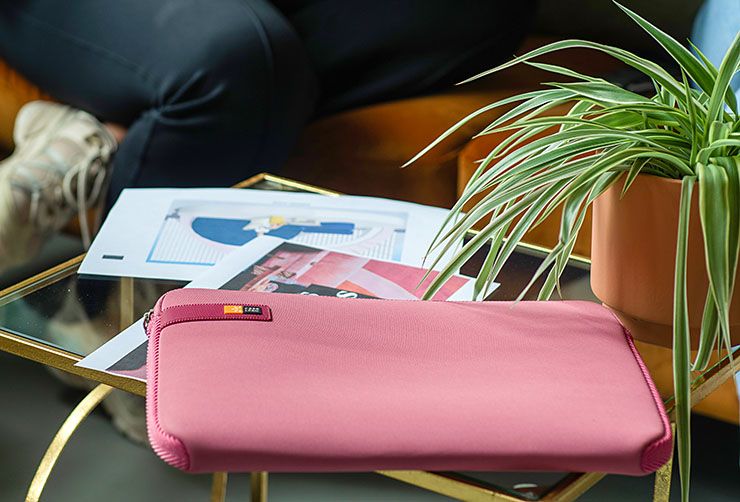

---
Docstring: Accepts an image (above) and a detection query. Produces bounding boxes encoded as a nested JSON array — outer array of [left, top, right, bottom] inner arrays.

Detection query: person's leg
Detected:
[[275, 0, 535, 115], [0, 0, 318, 205]]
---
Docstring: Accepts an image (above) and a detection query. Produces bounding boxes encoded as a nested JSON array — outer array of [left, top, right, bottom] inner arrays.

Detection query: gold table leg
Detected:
[[377, 470, 607, 502], [210, 472, 228, 502], [652, 454, 674, 502], [26, 384, 113, 502], [541, 472, 606, 502], [251, 472, 268, 502], [652, 423, 675, 502], [119, 277, 134, 330], [378, 471, 523, 502]]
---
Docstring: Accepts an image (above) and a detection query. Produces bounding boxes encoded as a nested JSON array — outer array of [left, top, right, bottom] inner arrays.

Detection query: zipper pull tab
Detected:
[[143, 309, 154, 333]]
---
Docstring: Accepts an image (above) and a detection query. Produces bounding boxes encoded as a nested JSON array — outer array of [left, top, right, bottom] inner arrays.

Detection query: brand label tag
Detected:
[[223, 305, 264, 315]]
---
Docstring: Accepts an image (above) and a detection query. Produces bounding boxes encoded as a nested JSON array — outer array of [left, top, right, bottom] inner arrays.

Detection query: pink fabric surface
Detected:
[[146, 289, 671, 474]]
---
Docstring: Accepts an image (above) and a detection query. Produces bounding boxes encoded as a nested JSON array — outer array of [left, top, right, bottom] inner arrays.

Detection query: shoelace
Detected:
[[14, 133, 112, 248]]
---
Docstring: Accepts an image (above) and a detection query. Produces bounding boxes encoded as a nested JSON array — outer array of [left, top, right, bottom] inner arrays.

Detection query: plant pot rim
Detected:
[[630, 173, 683, 186]]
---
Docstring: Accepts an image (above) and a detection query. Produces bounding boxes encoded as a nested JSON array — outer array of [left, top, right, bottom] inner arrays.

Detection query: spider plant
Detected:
[[408, 3, 739, 500]]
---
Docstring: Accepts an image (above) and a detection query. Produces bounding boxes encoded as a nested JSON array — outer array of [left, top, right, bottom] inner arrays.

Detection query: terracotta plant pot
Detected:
[[591, 173, 740, 348]]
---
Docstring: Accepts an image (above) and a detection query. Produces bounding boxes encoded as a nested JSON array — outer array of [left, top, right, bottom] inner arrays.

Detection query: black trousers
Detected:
[[0, 0, 533, 205]]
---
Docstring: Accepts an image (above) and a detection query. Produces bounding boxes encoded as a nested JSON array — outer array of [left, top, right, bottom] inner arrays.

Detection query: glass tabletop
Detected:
[[0, 173, 597, 501]]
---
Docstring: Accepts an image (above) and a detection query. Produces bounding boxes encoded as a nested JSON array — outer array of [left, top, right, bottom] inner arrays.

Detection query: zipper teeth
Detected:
[[146, 302, 190, 469]]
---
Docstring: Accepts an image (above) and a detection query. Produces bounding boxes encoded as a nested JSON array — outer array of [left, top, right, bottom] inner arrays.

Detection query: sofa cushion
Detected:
[[0, 59, 49, 152]]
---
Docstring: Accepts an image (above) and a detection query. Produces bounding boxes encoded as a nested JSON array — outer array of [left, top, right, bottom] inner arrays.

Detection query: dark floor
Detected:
[[1, 351, 738, 501]]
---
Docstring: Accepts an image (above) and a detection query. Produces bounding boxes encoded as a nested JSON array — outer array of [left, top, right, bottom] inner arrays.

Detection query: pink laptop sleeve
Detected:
[[145, 288, 671, 475]]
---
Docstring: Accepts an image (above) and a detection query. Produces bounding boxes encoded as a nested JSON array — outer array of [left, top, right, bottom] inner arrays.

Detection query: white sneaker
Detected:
[[0, 101, 116, 271]]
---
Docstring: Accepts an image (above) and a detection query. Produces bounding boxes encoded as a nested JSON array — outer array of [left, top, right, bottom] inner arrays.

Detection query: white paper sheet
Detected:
[[76, 236, 486, 383], [80, 188, 455, 280]]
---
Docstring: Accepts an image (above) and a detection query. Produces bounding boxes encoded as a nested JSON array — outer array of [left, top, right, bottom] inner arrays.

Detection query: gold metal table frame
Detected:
[[0, 173, 736, 502]]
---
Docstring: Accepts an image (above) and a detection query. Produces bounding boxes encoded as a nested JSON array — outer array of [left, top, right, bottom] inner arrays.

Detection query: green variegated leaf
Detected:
[[621, 158, 650, 197], [490, 180, 573, 299], [524, 183, 591, 300], [403, 90, 560, 167], [697, 163, 731, 340], [457, 133, 626, 204], [714, 156, 740, 353], [681, 69, 699, 164], [458, 38, 704, 111], [524, 61, 604, 83], [674, 176, 695, 502], [694, 288, 719, 371], [716, 157, 740, 280], [479, 90, 578, 134], [615, 2, 736, 113], [688, 40, 719, 78], [550, 81, 653, 105], [472, 204, 509, 299], [420, 188, 550, 298], [420, 186, 555, 291], [706, 30, 740, 123]]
